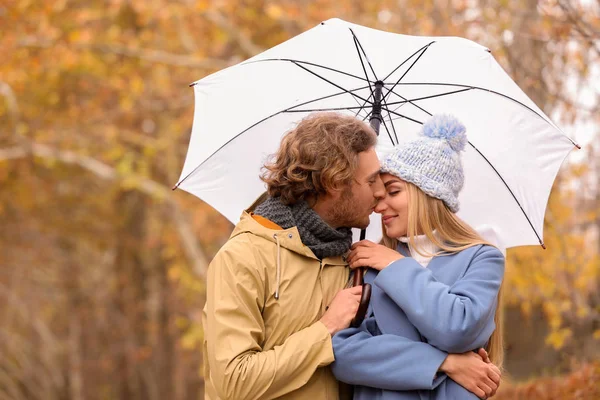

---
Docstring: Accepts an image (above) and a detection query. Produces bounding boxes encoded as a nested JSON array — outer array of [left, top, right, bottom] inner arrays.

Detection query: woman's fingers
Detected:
[[477, 382, 494, 399], [349, 257, 371, 269], [470, 385, 486, 399], [348, 242, 401, 270], [486, 367, 501, 397], [483, 375, 497, 392], [478, 381, 494, 398], [350, 240, 376, 250], [487, 366, 501, 384], [347, 249, 373, 263]]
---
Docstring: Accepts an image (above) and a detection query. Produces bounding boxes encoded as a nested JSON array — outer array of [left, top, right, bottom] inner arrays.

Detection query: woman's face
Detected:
[[375, 173, 410, 238]]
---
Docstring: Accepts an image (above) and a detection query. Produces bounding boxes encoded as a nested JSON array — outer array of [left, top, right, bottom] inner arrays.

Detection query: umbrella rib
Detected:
[[383, 46, 432, 103], [388, 101, 408, 118], [244, 58, 370, 83], [349, 28, 379, 81], [388, 114, 408, 122], [386, 82, 548, 115], [385, 87, 473, 106], [383, 82, 578, 146], [285, 84, 371, 112], [348, 84, 370, 111], [379, 91, 400, 144], [355, 92, 373, 118], [383, 42, 435, 82], [379, 106, 424, 125], [378, 112, 397, 145], [284, 105, 369, 112], [351, 35, 375, 99], [467, 143, 544, 247], [348, 28, 381, 122], [291, 61, 373, 105], [383, 85, 434, 117], [174, 86, 370, 189]]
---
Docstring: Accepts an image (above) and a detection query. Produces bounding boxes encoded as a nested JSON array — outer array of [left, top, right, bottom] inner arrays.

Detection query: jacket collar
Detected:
[[230, 194, 346, 266]]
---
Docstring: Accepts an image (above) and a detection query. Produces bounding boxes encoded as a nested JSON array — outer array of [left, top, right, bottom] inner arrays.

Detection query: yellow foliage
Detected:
[[181, 323, 204, 350], [506, 161, 599, 348], [576, 307, 590, 319], [266, 4, 284, 19], [496, 362, 600, 400], [168, 265, 181, 281], [545, 328, 573, 350]]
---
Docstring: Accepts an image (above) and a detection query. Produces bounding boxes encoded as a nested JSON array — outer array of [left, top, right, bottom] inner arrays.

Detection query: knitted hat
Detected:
[[380, 114, 467, 212]]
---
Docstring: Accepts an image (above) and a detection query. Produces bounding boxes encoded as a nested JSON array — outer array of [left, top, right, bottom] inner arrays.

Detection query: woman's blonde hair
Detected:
[[381, 182, 504, 369]]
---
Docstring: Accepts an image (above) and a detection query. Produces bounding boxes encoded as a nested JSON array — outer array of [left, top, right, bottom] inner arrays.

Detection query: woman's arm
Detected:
[[374, 246, 505, 352], [331, 318, 448, 391], [332, 319, 501, 396]]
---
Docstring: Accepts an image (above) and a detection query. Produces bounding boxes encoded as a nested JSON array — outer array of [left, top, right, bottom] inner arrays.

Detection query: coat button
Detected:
[[288, 233, 293, 239]]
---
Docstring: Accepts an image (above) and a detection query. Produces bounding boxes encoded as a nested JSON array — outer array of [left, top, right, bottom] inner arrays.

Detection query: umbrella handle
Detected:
[[350, 267, 371, 328]]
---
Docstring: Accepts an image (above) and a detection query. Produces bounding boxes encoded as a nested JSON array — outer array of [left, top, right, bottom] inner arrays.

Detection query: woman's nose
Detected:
[[374, 198, 387, 213]]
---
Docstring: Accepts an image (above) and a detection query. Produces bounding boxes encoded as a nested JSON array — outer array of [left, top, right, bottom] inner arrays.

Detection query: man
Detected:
[[202, 112, 385, 399]]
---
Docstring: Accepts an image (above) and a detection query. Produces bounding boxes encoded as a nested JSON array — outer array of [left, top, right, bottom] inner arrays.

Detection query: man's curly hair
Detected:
[[261, 113, 377, 205]]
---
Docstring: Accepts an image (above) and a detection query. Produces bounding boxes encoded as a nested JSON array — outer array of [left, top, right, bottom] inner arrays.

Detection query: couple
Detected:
[[202, 112, 505, 399]]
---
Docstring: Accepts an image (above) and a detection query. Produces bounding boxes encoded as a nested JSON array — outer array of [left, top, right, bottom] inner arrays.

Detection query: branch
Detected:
[[0, 143, 209, 279], [203, 10, 264, 56], [18, 36, 232, 70], [0, 81, 20, 119], [501, 41, 597, 114], [0, 281, 65, 393], [557, 0, 600, 56], [170, 204, 208, 280]]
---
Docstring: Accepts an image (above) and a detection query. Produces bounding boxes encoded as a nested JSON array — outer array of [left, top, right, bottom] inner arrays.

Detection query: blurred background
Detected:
[[0, 1, 599, 399]]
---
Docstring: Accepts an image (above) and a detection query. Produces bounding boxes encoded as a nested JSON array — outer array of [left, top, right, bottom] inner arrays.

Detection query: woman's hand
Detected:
[[439, 349, 501, 399], [346, 240, 403, 271]]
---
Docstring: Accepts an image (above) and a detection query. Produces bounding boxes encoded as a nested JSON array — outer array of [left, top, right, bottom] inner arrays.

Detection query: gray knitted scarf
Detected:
[[254, 196, 353, 259]]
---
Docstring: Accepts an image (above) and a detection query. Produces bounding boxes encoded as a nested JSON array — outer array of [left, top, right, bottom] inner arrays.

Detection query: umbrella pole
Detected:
[[351, 81, 383, 327], [368, 81, 384, 135]]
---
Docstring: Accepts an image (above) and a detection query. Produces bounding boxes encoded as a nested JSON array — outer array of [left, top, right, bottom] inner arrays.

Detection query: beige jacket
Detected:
[[203, 208, 351, 400]]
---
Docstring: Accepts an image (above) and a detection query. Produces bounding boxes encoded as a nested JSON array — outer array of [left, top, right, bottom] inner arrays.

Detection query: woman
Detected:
[[331, 114, 505, 399]]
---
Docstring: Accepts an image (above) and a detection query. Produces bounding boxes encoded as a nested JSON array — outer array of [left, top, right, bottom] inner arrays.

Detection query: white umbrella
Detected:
[[175, 18, 579, 250]]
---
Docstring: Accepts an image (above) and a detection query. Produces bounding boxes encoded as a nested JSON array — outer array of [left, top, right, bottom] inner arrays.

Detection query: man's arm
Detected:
[[205, 236, 334, 400]]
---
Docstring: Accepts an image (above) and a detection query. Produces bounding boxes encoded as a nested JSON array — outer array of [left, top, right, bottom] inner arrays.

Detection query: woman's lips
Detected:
[[382, 215, 396, 225]]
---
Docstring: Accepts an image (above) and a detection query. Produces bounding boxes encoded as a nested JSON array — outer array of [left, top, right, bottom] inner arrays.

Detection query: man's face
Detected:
[[328, 147, 385, 229]]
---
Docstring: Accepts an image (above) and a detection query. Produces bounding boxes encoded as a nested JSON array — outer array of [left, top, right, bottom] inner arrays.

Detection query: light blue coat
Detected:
[[331, 244, 505, 399]]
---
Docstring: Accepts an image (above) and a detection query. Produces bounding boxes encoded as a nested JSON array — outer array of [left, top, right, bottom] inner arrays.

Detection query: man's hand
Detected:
[[319, 286, 363, 336], [439, 351, 501, 399]]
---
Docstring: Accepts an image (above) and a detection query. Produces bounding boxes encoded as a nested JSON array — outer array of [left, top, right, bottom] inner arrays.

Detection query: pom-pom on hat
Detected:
[[380, 114, 467, 212]]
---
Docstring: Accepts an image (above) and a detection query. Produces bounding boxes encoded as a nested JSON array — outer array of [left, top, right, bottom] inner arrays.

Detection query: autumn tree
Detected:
[[0, 1, 598, 399]]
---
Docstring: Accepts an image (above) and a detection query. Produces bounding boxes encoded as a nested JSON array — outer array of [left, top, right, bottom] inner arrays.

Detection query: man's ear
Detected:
[[325, 185, 345, 200]]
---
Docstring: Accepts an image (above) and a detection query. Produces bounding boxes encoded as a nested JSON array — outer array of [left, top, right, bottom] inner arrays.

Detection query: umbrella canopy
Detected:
[[175, 18, 578, 249]]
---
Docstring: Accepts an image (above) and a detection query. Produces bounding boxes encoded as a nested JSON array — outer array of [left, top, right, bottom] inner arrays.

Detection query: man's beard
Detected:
[[327, 187, 371, 230]]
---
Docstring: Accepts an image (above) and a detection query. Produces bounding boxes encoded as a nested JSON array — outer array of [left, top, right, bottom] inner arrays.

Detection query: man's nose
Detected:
[[372, 175, 386, 200]]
